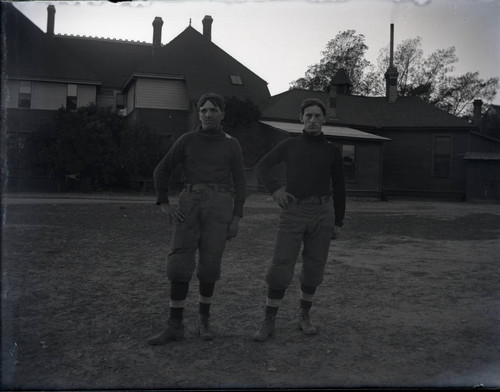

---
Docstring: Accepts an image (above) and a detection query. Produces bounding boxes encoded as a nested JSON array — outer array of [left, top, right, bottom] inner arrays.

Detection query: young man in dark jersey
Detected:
[[148, 93, 246, 345], [254, 98, 346, 341]]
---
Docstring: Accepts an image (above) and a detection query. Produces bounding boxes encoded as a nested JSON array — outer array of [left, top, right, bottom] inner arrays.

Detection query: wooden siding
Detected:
[[376, 129, 468, 195], [6, 81, 96, 109], [135, 78, 189, 110], [96, 88, 116, 108], [466, 160, 500, 200], [345, 142, 382, 192], [32, 82, 66, 110], [77, 84, 96, 108]]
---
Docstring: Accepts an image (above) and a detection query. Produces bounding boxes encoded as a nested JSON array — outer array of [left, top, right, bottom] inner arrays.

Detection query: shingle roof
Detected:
[[262, 88, 473, 129], [134, 26, 270, 104], [464, 152, 500, 160], [3, 3, 100, 84], [54, 36, 151, 89]]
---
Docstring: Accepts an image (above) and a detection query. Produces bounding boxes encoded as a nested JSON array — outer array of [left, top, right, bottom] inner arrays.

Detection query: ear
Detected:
[[299, 112, 304, 122], [220, 111, 225, 120]]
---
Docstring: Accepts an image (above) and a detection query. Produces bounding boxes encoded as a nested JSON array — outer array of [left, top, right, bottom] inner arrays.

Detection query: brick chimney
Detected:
[[327, 85, 338, 121], [326, 69, 352, 121], [202, 15, 213, 41], [385, 24, 399, 102], [47, 5, 55, 37], [152, 17, 163, 53], [473, 99, 483, 127]]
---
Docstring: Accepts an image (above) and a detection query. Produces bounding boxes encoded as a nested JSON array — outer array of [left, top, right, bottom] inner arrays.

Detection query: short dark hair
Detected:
[[197, 93, 225, 111], [300, 98, 326, 116]]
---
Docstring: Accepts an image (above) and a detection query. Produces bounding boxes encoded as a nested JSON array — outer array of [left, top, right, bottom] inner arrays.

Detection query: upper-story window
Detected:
[[433, 135, 452, 177], [342, 144, 356, 181], [230, 74, 243, 85], [67, 84, 78, 110], [18, 81, 32, 108]]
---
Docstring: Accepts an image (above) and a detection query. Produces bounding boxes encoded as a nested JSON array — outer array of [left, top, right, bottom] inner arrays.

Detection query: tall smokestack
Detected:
[[385, 23, 399, 102], [202, 15, 213, 41], [47, 5, 55, 37]]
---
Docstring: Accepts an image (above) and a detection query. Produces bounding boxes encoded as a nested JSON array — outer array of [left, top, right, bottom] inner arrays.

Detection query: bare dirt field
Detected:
[[1, 192, 499, 390]]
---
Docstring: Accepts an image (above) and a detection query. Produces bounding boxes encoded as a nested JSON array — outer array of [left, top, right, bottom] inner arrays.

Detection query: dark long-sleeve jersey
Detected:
[[153, 127, 246, 217], [256, 131, 346, 226]]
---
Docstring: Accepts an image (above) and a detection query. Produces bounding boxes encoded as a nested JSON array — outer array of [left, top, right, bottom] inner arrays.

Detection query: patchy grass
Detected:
[[2, 197, 500, 389]]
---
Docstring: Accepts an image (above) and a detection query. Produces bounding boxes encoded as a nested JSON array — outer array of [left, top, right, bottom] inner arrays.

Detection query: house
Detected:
[[464, 101, 500, 200], [259, 26, 482, 200], [257, 86, 390, 198], [2, 3, 270, 189]]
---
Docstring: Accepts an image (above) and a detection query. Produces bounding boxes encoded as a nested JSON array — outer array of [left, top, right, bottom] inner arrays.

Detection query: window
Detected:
[[342, 144, 356, 181], [433, 136, 452, 177], [66, 84, 78, 110], [230, 74, 243, 85], [18, 81, 32, 108]]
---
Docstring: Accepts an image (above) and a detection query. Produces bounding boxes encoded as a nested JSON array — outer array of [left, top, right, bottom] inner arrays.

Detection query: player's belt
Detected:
[[296, 195, 331, 205], [185, 183, 234, 193]]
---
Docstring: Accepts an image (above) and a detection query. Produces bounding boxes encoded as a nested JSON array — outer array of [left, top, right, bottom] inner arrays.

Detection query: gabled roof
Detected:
[[330, 68, 352, 86], [262, 88, 473, 130], [134, 26, 270, 104], [2, 3, 100, 84]]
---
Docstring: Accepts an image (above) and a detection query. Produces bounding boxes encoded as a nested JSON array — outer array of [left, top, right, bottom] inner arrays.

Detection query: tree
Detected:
[[118, 121, 171, 180], [374, 37, 498, 116], [222, 96, 270, 167], [27, 104, 170, 190], [436, 72, 499, 117], [290, 30, 372, 93], [291, 30, 499, 117], [28, 105, 122, 189]]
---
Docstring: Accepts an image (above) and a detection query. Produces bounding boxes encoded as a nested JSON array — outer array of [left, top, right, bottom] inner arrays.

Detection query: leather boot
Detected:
[[297, 308, 318, 335], [198, 314, 214, 340], [148, 318, 184, 345], [253, 313, 276, 342]]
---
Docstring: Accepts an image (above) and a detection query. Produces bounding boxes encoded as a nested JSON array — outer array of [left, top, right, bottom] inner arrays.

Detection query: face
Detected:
[[300, 105, 325, 135], [199, 100, 224, 131]]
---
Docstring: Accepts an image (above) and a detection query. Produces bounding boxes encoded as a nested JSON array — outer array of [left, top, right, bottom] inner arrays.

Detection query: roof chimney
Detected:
[[152, 17, 163, 51], [327, 85, 338, 121], [47, 5, 55, 37], [384, 23, 399, 102], [202, 15, 213, 41], [473, 99, 483, 127]]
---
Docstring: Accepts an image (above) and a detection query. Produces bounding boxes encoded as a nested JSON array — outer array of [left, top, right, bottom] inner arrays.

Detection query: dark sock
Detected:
[[268, 287, 286, 300], [170, 307, 184, 320], [301, 284, 317, 295], [199, 302, 211, 316], [171, 281, 189, 300], [199, 281, 215, 297], [300, 299, 313, 310]]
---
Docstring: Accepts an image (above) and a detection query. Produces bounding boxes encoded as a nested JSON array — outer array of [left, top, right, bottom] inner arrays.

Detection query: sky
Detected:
[[12, 0, 500, 104]]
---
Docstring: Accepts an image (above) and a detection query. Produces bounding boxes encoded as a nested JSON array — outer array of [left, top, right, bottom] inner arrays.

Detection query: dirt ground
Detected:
[[1, 192, 499, 390]]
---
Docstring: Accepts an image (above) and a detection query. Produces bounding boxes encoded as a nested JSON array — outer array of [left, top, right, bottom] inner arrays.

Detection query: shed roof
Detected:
[[464, 152, 500, 160], [260, 121, 390, 142]]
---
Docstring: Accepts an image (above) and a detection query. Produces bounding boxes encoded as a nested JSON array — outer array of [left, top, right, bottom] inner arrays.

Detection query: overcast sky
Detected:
[[13, 0, 500, 104]]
